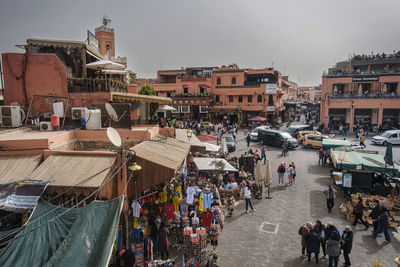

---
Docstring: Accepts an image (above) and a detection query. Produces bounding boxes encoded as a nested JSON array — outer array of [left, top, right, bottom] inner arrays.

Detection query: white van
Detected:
[[371, 130, 400, 145]]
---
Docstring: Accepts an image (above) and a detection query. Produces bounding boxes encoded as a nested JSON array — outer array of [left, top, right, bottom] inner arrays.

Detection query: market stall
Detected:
[[322, 139, 351, 149]]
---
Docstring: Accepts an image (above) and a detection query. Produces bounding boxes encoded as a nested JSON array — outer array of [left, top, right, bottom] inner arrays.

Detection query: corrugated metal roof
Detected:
[[27, 154, 116, 188], [0, 154, 42, 184], [132, 136, 190, 171]]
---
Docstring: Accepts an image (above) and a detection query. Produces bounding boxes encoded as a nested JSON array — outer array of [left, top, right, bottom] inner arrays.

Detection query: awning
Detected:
[[322, 139, 351, 149], [0, 197, 123, 267], [203, 142, 221, 153], [27, 154, 116, 188], [86, 59, 125, 71], [132, 136, 190, 171], [0, 155, 42, 185], [112, 92, 172, 105], [175, 129, 206, 153], [192, 157, 238, 172]]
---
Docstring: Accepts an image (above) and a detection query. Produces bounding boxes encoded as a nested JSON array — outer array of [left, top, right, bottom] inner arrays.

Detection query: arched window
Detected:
[[268, 95, 274, 105], [217, 77, 221, 85], [106, 44, 111, 58], [257, 95, 262, 102], [232, 77, 236, 85]]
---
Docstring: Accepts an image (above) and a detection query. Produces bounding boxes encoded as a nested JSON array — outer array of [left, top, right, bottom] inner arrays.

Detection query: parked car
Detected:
[[297, 130, 322, 143], [302, 134, 329, 148], [250, 125, 271, 141], [223, 135, 236, 152], [285, 125, 312, 139], [371, 130, 400, 145], [258, 129, 298, 149]]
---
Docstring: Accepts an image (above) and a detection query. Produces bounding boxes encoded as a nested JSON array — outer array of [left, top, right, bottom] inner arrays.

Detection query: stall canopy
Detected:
[[0, 155, 42, 184], [203, 143, 221, 153], [175, 129, 206, 153], [27, 154, 116, 188], [131, 136, 190, 194], [322, 139, 351, 149], [0, 197, 123, 267], [330, 149, 400, 174], [193, 158, 238, 172]]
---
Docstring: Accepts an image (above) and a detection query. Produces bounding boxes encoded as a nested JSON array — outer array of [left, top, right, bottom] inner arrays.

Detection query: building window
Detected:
[[167, 92, 171, 97], [333, 84, 345, 95], [238, 95, 243, 102], [268, 95, 274, 105], [248, 95, 252, 102], [215, 95, 220, 102], [257, 95, 262, 102], [357, 83, 371, 95], [232, 77, 236, 85], [200, 88, 205, 94], [184, 87, 188, 94], [217, 77, 221, 85], [229, 96, 233, 102], [384, 82, 398, 94], [106, 44, 111, 58]]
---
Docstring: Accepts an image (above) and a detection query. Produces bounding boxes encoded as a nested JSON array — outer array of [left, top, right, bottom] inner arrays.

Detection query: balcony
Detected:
[[171, 93, 213, 98], [329, 93, 400, 99], [324, 69, 400, 77], [67, 78, 127, 93]]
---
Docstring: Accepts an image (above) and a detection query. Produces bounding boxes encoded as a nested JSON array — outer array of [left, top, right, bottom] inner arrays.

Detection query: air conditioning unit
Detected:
[[40, 122, 53, 131], [71, 107, 88, 120], [0, 106, 25, 127]]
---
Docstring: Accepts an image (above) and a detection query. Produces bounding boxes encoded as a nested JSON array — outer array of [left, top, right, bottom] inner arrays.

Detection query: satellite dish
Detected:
[[107, 127, 122, 147], [105, 103, 119, 122]]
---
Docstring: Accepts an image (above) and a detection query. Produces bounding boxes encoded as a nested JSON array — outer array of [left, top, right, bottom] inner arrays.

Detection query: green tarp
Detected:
[[322, 139, 351, 149], [0, 197, 123, 267], [331, 150, 400, 174]]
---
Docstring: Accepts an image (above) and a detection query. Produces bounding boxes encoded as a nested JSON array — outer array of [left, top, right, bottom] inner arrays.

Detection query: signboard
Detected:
[[0, 180, 49, 213], [266, 106, 274, 112], [87, 30, 99, 52], [352, 77, 379, 82], [180, 78, 207, 82], [266, 83, 277, 94], [343, 173, 352, 188]]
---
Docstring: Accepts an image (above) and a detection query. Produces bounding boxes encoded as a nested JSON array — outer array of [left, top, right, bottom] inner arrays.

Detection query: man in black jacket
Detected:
[[341, 226, 353, 267], [305, 227, 321, 264], [369, 199, 381, 232]]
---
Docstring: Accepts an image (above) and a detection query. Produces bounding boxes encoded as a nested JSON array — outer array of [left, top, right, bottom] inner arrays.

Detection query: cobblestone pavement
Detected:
[[217, 129, 400, 267]]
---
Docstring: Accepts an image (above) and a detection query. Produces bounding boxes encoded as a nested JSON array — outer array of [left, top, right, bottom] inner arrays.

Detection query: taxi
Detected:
[[302, 134, 329, 149]]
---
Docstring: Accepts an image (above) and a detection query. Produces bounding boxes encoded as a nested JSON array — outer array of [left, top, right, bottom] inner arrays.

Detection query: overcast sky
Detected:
[[1, 0, 400, 86]]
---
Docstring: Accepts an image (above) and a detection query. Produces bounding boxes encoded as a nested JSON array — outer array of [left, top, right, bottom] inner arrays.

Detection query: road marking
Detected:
[[259, 222, 279, 235]]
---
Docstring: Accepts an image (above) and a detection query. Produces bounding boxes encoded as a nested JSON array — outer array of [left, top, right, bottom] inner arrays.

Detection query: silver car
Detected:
[[250, 126, 270, 141]]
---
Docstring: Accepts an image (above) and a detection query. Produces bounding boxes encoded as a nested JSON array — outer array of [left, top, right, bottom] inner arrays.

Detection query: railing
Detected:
[[67, 78, 127, 93], [177, 74, 212, 79], [329, 93, 400, 99], [324, 69, 400, 77], [171, 93, 213, 98]]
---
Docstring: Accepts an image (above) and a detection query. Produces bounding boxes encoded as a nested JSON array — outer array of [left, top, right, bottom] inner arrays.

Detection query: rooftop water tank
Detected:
[[85, 109, 102, 130]]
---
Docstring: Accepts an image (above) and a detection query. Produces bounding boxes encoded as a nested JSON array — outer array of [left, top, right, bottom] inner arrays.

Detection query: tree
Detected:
[[128, 72, 137, 84], [139, 83, 157, 96]]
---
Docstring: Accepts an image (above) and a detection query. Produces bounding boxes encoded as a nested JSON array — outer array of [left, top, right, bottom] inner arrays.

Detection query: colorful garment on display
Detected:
[[172, 195, 180, 212], [157, 205, 164, 217], [131, 201, 141, 218], [186, 186, 195, 204], [198, 192, 205, 212], [202, 193, 213, 210], [159, 191, 167, 203], [164, 204, 175, 220], [176, 185, 183, 201], [180, 204, 188, 216], [134, 228, 142, 242], [133, 217, 139, 229], [201, 210, 213, 228]]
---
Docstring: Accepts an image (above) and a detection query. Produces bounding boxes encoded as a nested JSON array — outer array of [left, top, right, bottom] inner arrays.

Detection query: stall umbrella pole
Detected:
[[265, 185, 272, 199]]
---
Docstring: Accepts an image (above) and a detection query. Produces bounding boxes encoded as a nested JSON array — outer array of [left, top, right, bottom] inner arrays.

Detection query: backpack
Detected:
[[279, 165, 286, 173], [331, 229, 340, 241], [298, 226, 303, 235]]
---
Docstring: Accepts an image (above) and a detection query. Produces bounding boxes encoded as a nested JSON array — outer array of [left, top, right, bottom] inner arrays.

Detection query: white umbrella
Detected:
[[158, 105, 177, 111], [382, 83, 387, 94], [203, 142, 221, 153], [86, 59, 125, 70], [358, 84, 363, 95], [221, 138, 228, 155], [264, 159, 272, 187]]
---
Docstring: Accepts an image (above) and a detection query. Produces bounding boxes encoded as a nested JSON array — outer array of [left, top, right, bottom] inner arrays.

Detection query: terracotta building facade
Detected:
[[320, 52, 400, 130], [153, 64, 285, 124]]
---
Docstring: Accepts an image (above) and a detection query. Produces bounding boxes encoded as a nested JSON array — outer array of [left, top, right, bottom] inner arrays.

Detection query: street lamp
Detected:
[[186, 129, 193, 140], [126, 149, 142, 171]]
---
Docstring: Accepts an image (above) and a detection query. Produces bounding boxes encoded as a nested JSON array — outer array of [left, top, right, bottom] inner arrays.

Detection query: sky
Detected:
[[1, 0, 400, 86]]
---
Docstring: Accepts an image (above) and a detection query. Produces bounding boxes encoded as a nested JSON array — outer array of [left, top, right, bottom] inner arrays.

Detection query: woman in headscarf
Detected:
[[341, 226, 353, 267]]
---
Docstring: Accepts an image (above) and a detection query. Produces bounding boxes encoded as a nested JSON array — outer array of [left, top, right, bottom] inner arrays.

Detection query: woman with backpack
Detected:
[[299, 222, 313, 258], [277, 162, 286, 186]]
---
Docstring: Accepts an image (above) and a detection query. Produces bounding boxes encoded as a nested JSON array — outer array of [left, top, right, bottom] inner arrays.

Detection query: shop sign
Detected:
[[87, 30, 99, 52], [0, 180, 49, 213], [266, 106, 275, 112], [266, 83, 277, 94], [343, 173, 352, 188], [181, 78, 206, 82], [352, 77, 379, 82]]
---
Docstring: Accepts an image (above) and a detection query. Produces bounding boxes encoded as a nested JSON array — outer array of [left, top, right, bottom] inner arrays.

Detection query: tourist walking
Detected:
[[158, 221, 170, 260], [288, 164, 295, 185], [359, 134, 366, 149], [299, 222, 312, 257], [341, 226, 353, 267], [291, 162, 296, 183], [305, 227, 321, 264], [371, 206, 391, 244], [318, 148, 324, 166], [244, 184, 255, 213], [261, 145, 267, 164], [277, 162, 286, 186], [246, 133, 251, 148], [314, 220, 326, 258], [324, 185, 337, 213], [352, 197, 369, 230]]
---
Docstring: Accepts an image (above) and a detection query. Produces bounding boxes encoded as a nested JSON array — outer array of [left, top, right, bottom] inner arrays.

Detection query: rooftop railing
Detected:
[[329, 93, 400, 99], [67, 78, 128, 93]]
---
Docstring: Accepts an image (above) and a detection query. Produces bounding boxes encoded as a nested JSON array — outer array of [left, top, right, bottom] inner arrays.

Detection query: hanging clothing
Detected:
[[164, 204, 175, 220], [180, 204, 188, 216], [198, 192, 205, 212], [159, 191, 167, 203], [201, 210, 214, 228], [202, 193, 213, 210], [131, 201, 141, 218], [172, 195, 180, 212], [133, 217, 139, 229], [176, 186, 183, 201], [186, 187, 195, 204]]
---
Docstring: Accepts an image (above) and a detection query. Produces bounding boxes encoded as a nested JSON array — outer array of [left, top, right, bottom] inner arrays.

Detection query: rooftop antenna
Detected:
[[102, 15, 111, 26], [106, 127, 122, 148], [105, 103, 126, 127]]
